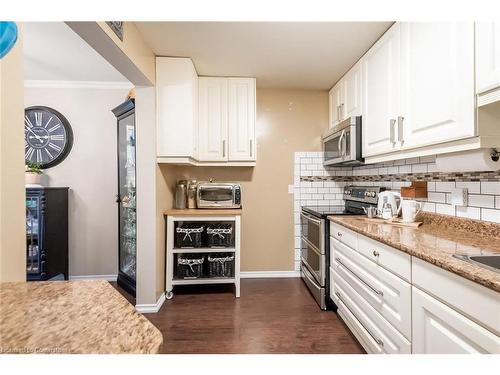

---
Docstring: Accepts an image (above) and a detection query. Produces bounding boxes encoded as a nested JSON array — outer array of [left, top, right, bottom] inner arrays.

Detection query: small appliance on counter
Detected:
[[300, 185, 385, 310], [197, 181, 241, 209]]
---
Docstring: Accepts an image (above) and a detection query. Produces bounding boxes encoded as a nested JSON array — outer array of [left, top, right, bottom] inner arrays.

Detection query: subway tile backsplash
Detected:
[[292, 151, 500, 270]]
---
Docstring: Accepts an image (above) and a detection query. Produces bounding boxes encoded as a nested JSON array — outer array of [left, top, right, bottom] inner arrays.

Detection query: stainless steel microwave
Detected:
[[322, 116, 364, 166], [196, 182, 242, 209]]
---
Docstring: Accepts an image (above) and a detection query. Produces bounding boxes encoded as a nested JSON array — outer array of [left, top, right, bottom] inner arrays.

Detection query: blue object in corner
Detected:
[[0, 22, 18, 59]]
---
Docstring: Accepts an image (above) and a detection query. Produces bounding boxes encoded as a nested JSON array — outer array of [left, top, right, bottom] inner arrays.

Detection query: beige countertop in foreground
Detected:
[[328, 213, 500, 293], [0, 280, 163, 354], [164, 208, 242, 216]]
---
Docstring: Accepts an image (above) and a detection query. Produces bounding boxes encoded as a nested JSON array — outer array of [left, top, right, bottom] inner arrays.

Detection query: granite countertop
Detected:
[[164, 208, 242, 216], [327, 213, 500, 293], [0, 280, 163, 354]]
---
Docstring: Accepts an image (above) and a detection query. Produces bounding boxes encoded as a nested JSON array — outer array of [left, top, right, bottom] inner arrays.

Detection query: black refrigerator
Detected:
[[26, 187, 69, 281], [112, 99, 137, 297]]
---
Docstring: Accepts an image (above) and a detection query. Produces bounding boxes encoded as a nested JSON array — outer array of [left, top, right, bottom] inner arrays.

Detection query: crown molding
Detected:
[[24, 80, 133, 90]]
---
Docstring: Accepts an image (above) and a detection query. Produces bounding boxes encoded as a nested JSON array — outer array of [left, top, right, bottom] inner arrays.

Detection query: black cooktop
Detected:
[[302, 205, 353, 218]]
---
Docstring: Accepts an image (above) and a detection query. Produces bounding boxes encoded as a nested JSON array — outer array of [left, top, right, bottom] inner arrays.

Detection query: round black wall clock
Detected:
[[24, 106, 73, 169]]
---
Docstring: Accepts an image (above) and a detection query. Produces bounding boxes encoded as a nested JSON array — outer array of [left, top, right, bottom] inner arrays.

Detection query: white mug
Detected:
[[401, 200, 422, 223]]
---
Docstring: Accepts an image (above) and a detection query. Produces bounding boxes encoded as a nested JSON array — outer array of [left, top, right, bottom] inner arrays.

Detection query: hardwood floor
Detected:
[[114, 278, 365, 354]]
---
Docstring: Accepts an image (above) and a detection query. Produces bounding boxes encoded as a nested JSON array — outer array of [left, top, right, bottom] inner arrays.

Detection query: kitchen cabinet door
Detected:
[[342, 61, 362, 119], [198, 77, 228, 161], [476, 22, 500, 94], [156, 57, 198, 158], [362, 23, 401, 157], [400, 22, 475, 150], [329, 81, 343, 128], [412, 287, 500, 354], [227, 78, 256, 161]]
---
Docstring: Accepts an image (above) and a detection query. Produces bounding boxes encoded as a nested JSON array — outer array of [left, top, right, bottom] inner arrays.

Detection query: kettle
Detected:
[[377, 191, 403, 217]]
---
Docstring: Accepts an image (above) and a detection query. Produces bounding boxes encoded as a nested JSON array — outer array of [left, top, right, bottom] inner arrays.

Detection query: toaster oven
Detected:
[[196, 182, 242, 209]]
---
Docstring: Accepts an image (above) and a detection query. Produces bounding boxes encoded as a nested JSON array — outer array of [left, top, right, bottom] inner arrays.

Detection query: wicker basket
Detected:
[[208, 253, 235, 278], [206, 223, 233, 248], [177, 255, 205, 279], [175, 223, 204, 248]]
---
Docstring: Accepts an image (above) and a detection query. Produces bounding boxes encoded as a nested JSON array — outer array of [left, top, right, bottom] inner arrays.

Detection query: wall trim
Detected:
[[135, 292, 166, 314], [240, 271, 301, 278], [69, 274, 118, 281], [24, 80, 133, 90]]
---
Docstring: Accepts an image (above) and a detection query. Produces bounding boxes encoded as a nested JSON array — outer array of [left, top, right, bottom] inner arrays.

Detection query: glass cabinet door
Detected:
[[118, 112, 136, 281], [26, 195, 40, 275]]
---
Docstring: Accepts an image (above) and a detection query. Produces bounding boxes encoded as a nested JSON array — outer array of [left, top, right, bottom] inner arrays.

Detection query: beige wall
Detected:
[[24, 85, 130, 277], [158, 88, 328, 272], [0, 25, 26, 282]]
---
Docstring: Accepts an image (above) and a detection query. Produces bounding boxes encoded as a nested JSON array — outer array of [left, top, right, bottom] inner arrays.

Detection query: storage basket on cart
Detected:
[[175, 223, 204, 248], [206, 223, 233, 248], [208, 253, 235, 278], [177, 255, 205, 278]]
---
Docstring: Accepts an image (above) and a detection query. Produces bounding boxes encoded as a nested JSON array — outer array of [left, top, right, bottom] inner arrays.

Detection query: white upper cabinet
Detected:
[[328, 61, 362, 129], [156, 57, 198, 159], [198, 77, 257, 163], [476, 22, 500, 95], [198, 77, 228, 162], [227, 78, 256, 161], [362, 23, 401, 157], [329, 82, 343, 127], [400, 22, 475, 150], [342, 61, 362, 119]]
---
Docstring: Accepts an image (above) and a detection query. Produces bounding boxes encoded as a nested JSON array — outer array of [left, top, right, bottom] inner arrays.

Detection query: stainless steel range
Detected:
[[300, 185, 386, 310]]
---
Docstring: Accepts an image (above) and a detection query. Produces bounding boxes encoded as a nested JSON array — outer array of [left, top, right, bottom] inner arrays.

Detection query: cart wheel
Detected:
[[166, 291, 173, 300]]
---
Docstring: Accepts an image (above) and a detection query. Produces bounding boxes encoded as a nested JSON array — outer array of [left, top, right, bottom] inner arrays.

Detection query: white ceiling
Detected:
[[23, 22, 129, 83], [136, 22, 392, 90]]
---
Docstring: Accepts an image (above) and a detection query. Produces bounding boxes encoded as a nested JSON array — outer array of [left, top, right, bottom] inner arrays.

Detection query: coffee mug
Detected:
[[401, 200, 422, 222]]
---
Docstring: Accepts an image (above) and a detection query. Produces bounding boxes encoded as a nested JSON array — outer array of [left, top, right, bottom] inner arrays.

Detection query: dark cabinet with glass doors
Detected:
[[112, 99, 136, 297], [26, 187, 69, 281]]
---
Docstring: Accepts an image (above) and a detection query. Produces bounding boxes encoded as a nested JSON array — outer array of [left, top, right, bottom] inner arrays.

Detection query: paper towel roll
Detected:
[[435, 149, 500, 172]]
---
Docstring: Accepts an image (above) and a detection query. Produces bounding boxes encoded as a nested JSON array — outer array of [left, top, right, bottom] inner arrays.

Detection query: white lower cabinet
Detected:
[[331, 267, 411, 354], [331, 238, 411, 340], [329, 223, 500, 354], [412, 287, 500, 354]]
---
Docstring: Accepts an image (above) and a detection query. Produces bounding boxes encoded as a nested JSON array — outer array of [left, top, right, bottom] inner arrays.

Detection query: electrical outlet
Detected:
[[288, 185, 294, 194], [450, 188, 468, 207]]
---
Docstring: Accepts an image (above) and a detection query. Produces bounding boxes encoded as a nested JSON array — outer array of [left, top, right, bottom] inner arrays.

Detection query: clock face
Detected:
[[24, 106, 73, 169]]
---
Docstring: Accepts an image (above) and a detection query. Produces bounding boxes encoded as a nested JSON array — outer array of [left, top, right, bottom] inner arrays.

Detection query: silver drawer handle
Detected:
[[373, 250, 380, 257], [334, 290, 384, 347], [335, 256, 384, 296]]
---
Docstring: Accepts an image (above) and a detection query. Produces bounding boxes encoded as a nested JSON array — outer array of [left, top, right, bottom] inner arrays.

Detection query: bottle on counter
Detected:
[[174, 180, 188, 209], [187, 180, 198, 209]]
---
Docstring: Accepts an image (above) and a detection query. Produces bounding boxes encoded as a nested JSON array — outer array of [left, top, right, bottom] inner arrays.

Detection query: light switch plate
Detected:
[[288, 185, 294, 194], [450, 188, 468, 207]]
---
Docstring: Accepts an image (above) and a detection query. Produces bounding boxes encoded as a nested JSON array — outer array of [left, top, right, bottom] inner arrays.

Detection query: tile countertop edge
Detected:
[[327, 216, 500, 293]]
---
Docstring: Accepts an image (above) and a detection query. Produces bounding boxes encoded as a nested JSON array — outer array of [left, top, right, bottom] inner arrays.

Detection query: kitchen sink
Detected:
[[453, 254, 500, 273]]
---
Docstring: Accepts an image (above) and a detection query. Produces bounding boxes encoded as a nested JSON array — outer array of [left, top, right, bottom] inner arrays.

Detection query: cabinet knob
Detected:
[[373, 250, 380, 257], [337, 232, 342, 237]]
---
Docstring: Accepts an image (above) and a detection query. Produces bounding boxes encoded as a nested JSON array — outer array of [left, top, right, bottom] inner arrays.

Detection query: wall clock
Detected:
[[24, 106, 73, 169]]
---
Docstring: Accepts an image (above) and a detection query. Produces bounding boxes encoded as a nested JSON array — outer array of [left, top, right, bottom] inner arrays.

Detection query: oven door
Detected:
[[197, 185, 234, 207], [300, 238, 325, 286], [300, 212, 324, 252]]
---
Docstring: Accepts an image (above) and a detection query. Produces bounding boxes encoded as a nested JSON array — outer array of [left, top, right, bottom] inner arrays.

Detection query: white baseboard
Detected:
[[135, 292, 166, 314], [240, 271, 301, 278], [69, 274, 118, 282]]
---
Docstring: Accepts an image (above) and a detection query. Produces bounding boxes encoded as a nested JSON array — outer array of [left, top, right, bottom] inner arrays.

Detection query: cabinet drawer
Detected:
[[331, 238, 411, 340], [412, 286, 500, 354], [412, 257, 500, 335], [357, 234, 411, 281], [330, 222, 357, 250], [331, 267, 411, 354]]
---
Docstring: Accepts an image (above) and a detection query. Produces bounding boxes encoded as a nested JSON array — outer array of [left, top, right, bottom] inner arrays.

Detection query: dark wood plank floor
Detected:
[[113, 279, 364, 354]]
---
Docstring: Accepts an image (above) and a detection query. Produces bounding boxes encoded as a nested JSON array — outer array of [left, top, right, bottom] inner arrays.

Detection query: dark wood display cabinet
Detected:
[[26, 187, 69, 281], [112, 99, 137, 297]]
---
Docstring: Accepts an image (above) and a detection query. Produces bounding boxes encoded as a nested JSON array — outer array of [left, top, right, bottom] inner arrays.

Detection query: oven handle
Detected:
[[300, 212, 321, 226], [302, 263, 320, 287], [335, 256, 384, 296]]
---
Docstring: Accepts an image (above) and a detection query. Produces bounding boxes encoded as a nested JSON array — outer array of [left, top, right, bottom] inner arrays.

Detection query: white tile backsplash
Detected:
[[481, 182, 500, 195]]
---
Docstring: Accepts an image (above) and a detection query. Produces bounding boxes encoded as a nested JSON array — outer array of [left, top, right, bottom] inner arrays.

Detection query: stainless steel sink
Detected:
[[453, 254, 500, 273]]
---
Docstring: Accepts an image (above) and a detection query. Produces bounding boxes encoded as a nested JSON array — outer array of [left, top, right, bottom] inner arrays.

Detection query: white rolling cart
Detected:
[[165, 210, 241, 299]]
